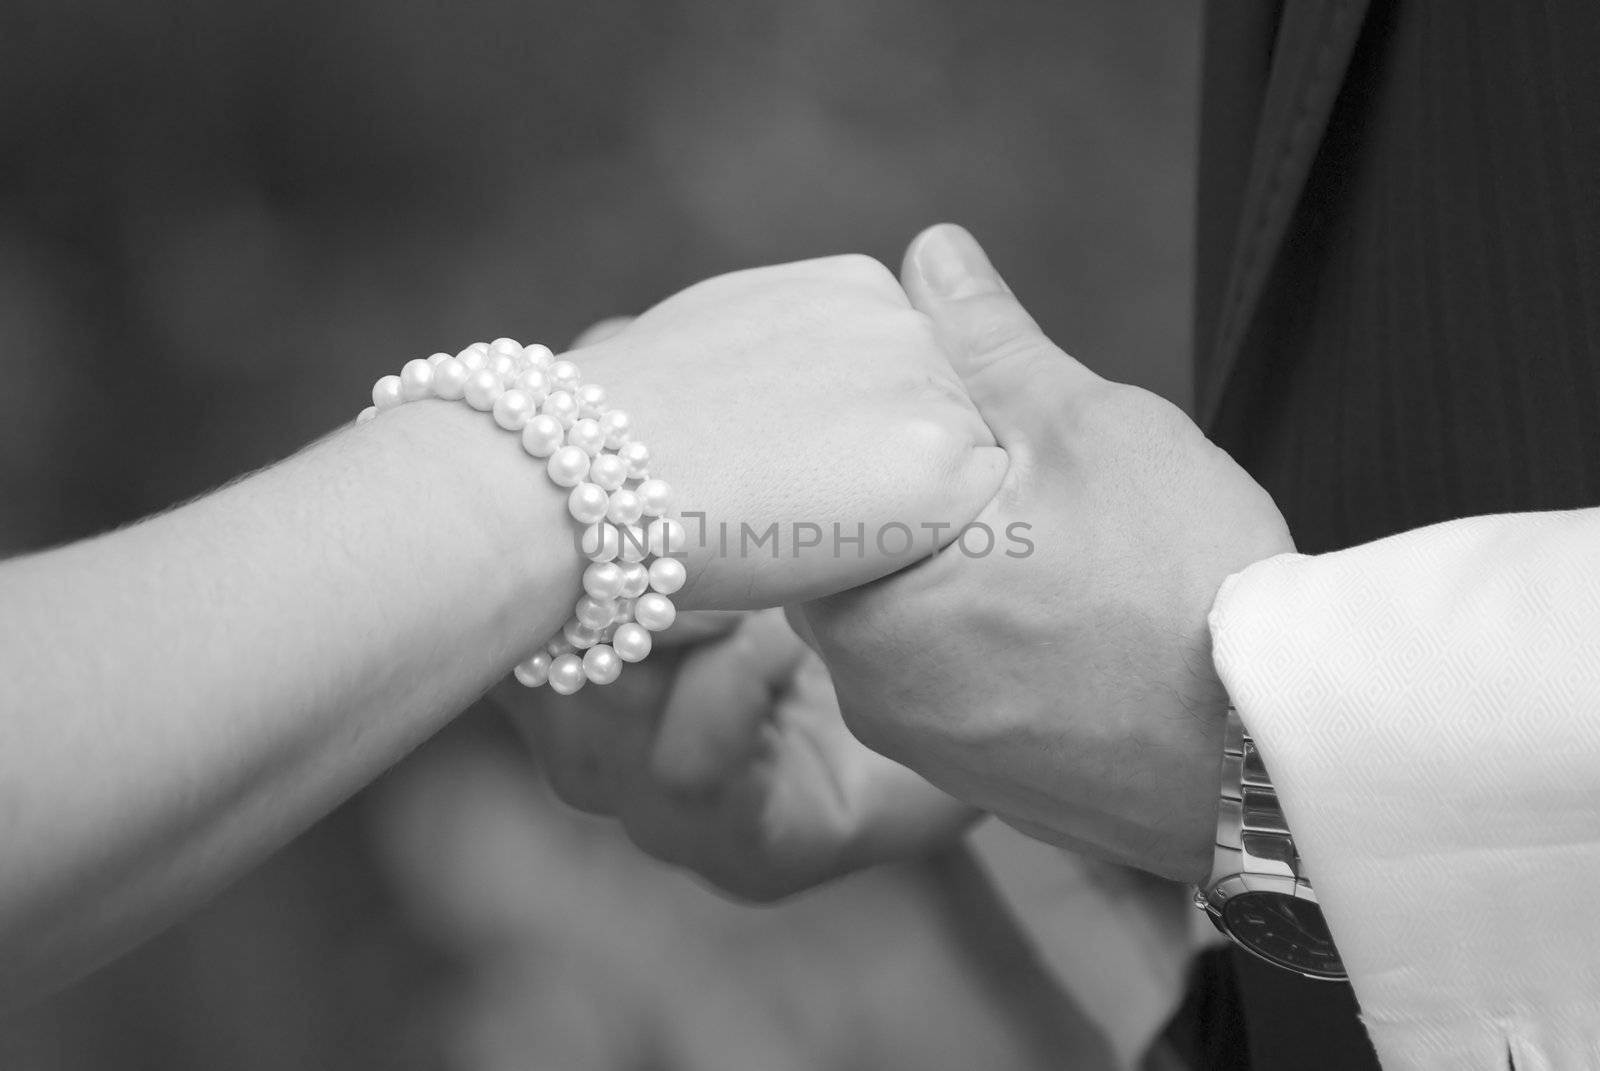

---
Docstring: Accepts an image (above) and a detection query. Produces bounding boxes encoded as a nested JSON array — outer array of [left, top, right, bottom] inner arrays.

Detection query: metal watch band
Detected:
[[1200, 706, 1345, 981], [1210, 706, 1309, 887]]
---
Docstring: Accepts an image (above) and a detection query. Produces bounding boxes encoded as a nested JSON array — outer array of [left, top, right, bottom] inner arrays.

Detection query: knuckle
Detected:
[[1065, 380, 1184, 440], [1115, 382, 1185, 424], [570, 315, 636, 349], [894, 412, 971, 464], [878, 307, 944, 359], [891, 305, 941, 339], [825, 252, 896, 290], [1059, 378, 1127, 429]]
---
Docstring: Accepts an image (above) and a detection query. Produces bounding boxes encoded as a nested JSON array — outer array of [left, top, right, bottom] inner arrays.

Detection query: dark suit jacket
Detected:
[[1192, 0, 1600, 1066]]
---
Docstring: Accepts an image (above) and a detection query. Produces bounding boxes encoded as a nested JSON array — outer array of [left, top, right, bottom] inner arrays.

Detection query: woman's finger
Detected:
[[650, 610, 806, 797]]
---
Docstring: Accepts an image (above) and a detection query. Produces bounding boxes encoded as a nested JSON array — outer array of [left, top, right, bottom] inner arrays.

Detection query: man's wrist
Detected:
[[1169, 621, 1232, 882], [1167, 559, 1282, 883]]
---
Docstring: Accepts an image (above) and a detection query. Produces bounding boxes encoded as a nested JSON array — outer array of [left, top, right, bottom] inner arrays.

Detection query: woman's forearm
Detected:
[[0, 399, 579, 998]]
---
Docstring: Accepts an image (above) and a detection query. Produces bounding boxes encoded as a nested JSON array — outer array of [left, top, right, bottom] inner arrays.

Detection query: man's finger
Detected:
[[900, 223, 1098, 442]]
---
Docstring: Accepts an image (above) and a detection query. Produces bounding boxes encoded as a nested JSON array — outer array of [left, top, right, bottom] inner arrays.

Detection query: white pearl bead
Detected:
[[612, 623, 652, 663], [513, 369, 550, 404], [546, 446, 590, 488], [604, 488, 642, 526], [541, 391, 579, 428], [588, 453, 628, 491], [400, 358, 435, 401], [372, 375, 403, 410], [523, 344, 554, 370], [647, 517, 686, 558], [618, 524, 649, 563], [564, 620, 602, 650], [582, 644, 623, 685], [581, 522, 621, 562], [567, 419, 605, 456], [648, 557, 687, 596], [575, 595, 618, 630], [549, 360, 582, 393], [546, 635, 576, 658], [576, 383, 607, 417], [426, 351, 451, 366], [637, 479, 673, 517], [493, 389, 534, 431], [568, 482, 610, 524], [486, 353, 516, 384], [490, 336, 522, 357], [618, 561, 650, 599], [548, 653, 587, 695], [599, 410, 632, 449], [521, 414, 565, 458], [583, 561, 625, 600], [457, 345, 487, 371], [463, 369, 503, 411], [513, 652, 551, 688], [356, 406, 377, 424], [613, 596, 636, 623], [432, 358, 469, 400], [634, 593, 677, 632], [619, 441, 651, 479]]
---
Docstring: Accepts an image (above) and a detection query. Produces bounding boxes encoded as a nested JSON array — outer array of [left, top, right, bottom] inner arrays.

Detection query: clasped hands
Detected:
[[504, 225, 1293, 897]]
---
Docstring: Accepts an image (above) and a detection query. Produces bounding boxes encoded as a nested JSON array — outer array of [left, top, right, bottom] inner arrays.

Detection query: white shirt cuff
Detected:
[[1209, 511, 1600, 1069]]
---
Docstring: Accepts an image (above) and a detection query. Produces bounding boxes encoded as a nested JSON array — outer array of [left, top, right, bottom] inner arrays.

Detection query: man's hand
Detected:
[[499, 609, 979, 902], [796, 225, 1294, 881]]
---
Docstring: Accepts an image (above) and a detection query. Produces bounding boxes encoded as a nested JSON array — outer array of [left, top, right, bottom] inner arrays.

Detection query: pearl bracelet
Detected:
[[358, 337, 686, 695]]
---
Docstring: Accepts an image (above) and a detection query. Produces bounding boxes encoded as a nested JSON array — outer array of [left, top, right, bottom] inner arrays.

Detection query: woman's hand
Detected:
[[577, 255, 1007, 610], [500, 609, 979, 902]]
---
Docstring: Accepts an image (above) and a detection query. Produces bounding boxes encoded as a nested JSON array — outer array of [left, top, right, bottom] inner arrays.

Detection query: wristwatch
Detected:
[[1193, 707, 1346, 981]]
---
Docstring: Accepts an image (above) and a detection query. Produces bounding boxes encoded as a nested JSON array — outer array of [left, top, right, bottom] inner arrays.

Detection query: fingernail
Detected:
[[914, 224, 1004, 298]]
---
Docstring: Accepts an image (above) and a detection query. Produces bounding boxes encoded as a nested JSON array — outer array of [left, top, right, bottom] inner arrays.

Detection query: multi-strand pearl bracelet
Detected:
[[358, 337, 686, 696]]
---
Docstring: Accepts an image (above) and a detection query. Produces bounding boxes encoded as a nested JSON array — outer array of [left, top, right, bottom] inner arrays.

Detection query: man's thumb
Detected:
[[901, 224, 1096, 441]]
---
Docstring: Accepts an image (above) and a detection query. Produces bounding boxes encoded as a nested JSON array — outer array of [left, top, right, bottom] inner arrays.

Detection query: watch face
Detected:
[[1221, 891, 1345, 979]]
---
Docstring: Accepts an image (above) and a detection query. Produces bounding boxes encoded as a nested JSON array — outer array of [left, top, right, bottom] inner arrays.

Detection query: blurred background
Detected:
[[0, 0, 1197, 1067]]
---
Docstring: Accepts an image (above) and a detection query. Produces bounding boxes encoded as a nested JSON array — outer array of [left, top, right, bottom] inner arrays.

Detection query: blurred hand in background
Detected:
[[501, 605, 978, 903]]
